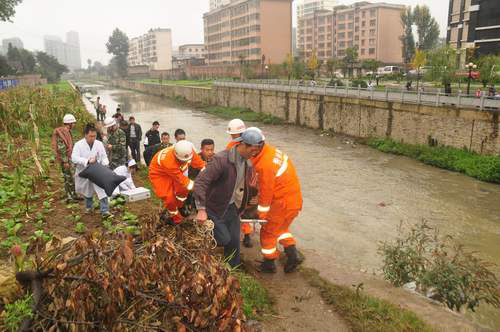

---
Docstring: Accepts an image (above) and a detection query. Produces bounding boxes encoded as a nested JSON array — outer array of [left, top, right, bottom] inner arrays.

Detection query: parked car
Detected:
[[377, 66, 401, 76]]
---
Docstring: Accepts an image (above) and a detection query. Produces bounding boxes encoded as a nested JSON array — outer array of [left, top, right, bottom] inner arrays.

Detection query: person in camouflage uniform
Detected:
[[104, 117, 128, 169], [51, 114, 79, 202]]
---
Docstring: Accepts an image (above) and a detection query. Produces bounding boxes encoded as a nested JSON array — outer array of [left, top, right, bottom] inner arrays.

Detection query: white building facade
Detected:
[[297, 0, 337, 18], [128, 28, 173, 71]]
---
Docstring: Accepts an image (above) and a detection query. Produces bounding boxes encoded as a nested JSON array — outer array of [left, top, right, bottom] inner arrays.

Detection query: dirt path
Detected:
[[241, 246, 350, 332]]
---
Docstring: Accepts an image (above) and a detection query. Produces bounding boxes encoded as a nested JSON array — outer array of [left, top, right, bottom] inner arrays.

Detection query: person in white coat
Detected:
[[71, 124, 112, 218], [112, 159, 137, 197]]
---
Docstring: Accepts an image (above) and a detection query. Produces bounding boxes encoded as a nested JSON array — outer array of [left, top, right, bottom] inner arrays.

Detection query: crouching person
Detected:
[[71, 124, 112, 219], [194, 135, 261, 268]]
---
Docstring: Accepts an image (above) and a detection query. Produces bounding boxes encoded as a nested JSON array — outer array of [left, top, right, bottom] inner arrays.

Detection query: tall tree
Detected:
[[361, 59, 381, 78], [292, 57, 306, 80], [0, 0, 22, 22], [413, 5, 440, 51], [0, 55, 14, 76], [343, 47, 359, 78], [36, 52, 68, 83], [478, 55, 500, 88], [400, 7, 415, 70], [326, 58, 340, 80], [411, 49, 427, 90], [106, 28, 129, 77], [426, 46, 457, 87], [307, 51, 319, 79]]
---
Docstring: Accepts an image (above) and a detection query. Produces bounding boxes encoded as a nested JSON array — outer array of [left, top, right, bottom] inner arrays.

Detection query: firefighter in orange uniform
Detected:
[[242, 128, 303, 273], [149, 140, 206, 224]]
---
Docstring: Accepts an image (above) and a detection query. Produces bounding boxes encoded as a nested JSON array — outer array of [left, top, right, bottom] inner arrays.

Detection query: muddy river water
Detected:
[[84, 87, 500, 329]]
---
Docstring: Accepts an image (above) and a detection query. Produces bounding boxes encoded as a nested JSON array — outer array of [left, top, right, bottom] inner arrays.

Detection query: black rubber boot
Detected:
[[243, 234, 253, 248], [258, 259, 277, 273], [284, 245, 302, 273]]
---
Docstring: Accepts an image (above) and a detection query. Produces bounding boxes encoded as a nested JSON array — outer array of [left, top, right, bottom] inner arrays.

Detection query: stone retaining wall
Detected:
[[113, 80, 500, 155]]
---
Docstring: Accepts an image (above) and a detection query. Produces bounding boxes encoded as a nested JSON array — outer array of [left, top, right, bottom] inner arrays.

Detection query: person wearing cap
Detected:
[[226, 119, 246, 150], [246, 128, 303, 273], [194, 133, 260, 268], [226, 124, 264, 249], [112, 159, 138, 196], [104, 117, 128, 170], [149, 141, 206, 225], [51, 114, 80, 203]]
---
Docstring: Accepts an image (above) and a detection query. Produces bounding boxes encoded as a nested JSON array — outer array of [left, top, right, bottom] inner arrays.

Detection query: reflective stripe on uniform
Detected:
[[176, 196, 187, 202], [157, 147, 173, 165], [187, 180, 194, 191], [200, 166, 206, 172], [258, 205, 270, 213], [277, 233, 293, 241], [276, 155, 289, 177], [168, 209, 179, 215], [261, 247, 276, 255]]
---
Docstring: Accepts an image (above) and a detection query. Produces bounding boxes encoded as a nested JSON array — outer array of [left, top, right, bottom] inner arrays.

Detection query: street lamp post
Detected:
[[466, 62, 477, 96]]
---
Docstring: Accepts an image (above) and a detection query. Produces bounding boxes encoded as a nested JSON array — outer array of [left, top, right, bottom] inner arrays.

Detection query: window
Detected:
[[318, 51, 325, 56], [338, 14, 345, 20], [369, 39, 375, 45], [348, 32, 353, 38], [370, 29, 376, 36], [348, 14, 354, 20], [348, 41, 353, 47], [348, 23, 354, 29], [338, 23, 345, 30], [319, 27, 325, 33], [370, 19, 376, 27], [361, 30, 365, 36], [361, 49, 365, 55], [319, 43, 325, 49], [369, 48, 375, 55], [362, 21, 366, 27], [354, 35, 359, 41], [370, 9, 376, 17], [338, 32, 345, 39], [355, 26, 359, 32], [339, 41, 345, 48], [362, 11, 366, 18], [361, 39, 365, 46]]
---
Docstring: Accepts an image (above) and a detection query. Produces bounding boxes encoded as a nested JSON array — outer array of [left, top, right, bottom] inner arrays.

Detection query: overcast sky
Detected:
[[0, 0, 448, 65]]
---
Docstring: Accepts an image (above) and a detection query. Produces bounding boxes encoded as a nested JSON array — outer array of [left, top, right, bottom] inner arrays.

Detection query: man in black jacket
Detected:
[[144, 121, 160, 149], [127, 116, 143, 165], [194, 130, 262, 268]]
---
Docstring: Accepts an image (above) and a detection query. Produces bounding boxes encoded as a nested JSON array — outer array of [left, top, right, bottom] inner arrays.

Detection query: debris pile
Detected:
[[17, 215, 245, 331]]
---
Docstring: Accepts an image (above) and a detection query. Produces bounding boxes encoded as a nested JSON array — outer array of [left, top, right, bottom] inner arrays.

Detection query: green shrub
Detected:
[[379, 220, 500, 312], [4, 294, 33, 332], [351, 79, 368, 88], [327, 78, 344, 87], [367, 138, 500, 184]]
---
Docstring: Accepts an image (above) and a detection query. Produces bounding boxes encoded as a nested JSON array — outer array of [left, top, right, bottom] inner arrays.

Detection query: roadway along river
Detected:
[[84, 87, 500, 328]]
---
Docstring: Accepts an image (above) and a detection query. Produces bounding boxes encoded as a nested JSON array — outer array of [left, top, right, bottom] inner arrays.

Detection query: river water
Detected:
[[84, 87, 500, 329]]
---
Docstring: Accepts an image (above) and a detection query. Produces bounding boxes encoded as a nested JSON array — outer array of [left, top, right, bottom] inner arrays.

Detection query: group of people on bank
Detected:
[[52, 97, 304, 273]]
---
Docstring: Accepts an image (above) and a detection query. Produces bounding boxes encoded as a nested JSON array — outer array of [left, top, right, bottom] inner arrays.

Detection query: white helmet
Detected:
[[63, 114, 76, 124], [103, 117, 116, 128], [128, 159, 137, 167], [226, 119, 246, 135], [174, 140, 194, 162], [246, 127, 266, 141]]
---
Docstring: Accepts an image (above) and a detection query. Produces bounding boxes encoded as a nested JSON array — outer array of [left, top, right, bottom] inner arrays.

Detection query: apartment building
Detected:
[[297, 0, 337, 18], [203, 0, 293, 65], [447, 0, 500, 67], [1, 37, 23, 55], [128, 28, 173, 71], [210, 0, 231, 11], [297, 2, 404, 64]]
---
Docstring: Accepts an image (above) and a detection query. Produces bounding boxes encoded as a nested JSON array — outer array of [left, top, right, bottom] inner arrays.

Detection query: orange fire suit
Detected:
[[149, 146, 206, 223], [251, 144, 302, 259], [226, 140, 254, 235]]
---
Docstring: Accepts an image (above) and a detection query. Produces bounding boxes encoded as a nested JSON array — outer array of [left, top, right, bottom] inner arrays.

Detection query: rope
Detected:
[[194, 219, 217, 249]]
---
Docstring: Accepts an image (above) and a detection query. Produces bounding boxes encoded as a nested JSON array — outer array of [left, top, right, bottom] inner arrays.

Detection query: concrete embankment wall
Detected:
[[113, 80, 500, 155]]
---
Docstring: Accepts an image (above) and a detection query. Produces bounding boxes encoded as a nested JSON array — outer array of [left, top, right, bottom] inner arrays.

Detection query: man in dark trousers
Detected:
[[144, 121, 161, 149], [127, 116, 142, 165], [194, 130, 262, 268]]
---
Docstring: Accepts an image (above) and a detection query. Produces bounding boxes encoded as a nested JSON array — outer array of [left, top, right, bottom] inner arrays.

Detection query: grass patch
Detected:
[[203, 106, 283, 124], [302, 268, 435, 332], [236, 272, 273, 320], [367, 138, 500, 183], [43, 80, 72, 92], [137, 79, 213, 87]]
